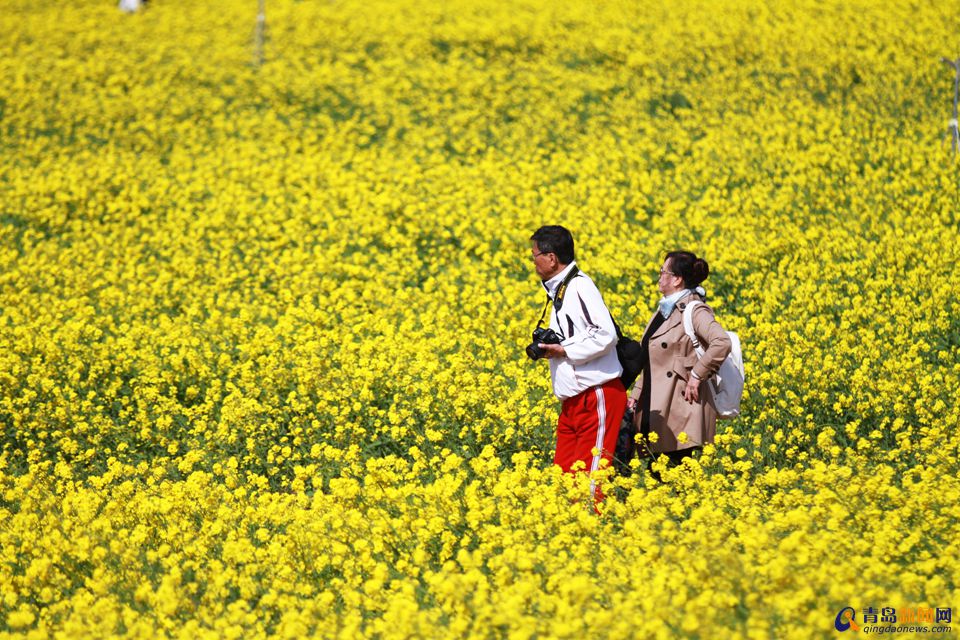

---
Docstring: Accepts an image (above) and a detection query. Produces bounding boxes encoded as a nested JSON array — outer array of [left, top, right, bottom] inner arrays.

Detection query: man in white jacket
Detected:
[[530, 226, 627, 500]]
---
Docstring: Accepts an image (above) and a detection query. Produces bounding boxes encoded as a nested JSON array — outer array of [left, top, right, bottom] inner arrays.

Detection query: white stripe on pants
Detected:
[[589, 386, 607, 499]]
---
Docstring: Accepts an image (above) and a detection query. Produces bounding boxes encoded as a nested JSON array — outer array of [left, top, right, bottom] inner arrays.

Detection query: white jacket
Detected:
[[541, 262, 622, 399]]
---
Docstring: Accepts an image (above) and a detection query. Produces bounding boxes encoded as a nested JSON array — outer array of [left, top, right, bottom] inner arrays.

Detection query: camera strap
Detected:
[[536, 266, 580, 328]]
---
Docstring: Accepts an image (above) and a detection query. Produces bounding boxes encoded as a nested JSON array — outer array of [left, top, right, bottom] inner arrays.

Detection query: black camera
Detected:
[[526, 327, 562, 360]]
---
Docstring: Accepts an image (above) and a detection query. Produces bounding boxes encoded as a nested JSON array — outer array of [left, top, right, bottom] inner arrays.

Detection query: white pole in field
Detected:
[[254, 0, 266, 66], [942, 57, 960, 156]]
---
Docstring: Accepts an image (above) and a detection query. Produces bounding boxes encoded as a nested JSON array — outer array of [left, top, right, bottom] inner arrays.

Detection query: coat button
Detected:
[[666, 371, 673, 378], [661, 342, 668, 349]]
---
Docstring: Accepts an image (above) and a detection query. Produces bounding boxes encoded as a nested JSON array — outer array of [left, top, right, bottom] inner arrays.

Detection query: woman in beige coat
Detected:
[[627, 251, 731, 470]]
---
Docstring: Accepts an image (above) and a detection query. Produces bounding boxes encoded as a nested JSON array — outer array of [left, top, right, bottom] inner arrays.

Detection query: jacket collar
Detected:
[[541, 261, 578, 300]]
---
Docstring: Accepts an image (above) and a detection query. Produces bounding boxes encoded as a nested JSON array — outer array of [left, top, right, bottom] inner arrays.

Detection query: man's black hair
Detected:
[[531, 225, 575, 264]]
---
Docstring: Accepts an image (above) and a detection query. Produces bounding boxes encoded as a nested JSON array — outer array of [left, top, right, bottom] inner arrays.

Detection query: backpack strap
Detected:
[[682, 300, 706, 357]]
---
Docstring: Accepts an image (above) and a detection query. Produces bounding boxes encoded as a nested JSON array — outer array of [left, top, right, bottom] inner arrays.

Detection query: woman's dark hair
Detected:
[[666, 251, 709, 288], [531, 225, 575, 264]]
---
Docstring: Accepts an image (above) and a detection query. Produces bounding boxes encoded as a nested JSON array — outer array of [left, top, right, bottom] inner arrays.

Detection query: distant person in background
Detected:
[[527, 225, 626, 501], [627, 251, 731, 476], [118, 0, 144, 13]]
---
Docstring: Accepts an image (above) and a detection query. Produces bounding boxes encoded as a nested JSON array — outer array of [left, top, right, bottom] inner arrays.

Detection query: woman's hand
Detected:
[[683, 377, 700, 403], [626, 396, 637, 411]]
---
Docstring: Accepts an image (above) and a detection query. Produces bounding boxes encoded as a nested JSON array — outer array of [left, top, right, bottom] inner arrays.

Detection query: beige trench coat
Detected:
[[628, 293, 732, 453]]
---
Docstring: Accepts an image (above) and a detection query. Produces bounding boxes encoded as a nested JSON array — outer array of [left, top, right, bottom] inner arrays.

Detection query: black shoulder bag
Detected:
[[611, 318, 643, 389]]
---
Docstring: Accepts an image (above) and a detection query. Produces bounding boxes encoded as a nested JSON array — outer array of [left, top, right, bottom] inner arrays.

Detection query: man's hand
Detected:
[[538, 343, 567, 359]]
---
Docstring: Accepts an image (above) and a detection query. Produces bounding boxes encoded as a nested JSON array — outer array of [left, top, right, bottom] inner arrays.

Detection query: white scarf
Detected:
[[658, 287, 706, 318]]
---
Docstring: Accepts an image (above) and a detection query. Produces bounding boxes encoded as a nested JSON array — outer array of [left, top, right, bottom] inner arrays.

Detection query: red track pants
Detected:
[[554, 377, 627, 501]]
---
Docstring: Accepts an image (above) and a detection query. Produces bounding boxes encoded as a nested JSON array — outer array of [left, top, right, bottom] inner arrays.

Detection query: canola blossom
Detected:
[[1, 0, 959, 637]]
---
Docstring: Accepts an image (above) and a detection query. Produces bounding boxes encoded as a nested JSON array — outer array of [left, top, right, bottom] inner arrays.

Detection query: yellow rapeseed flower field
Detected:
[[1, 0, 958, 637]]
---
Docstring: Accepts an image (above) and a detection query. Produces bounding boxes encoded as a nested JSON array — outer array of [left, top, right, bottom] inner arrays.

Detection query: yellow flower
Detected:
[[7, 607, 35, 629]]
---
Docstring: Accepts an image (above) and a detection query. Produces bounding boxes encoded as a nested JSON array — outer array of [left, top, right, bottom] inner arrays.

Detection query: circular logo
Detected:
[[835, 607, 859, 632]]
